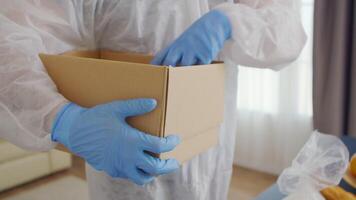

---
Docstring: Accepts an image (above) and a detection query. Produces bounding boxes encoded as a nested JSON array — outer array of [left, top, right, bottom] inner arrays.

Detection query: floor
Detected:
[[228, 166, 277, 200], [0, 156, 277, 200]]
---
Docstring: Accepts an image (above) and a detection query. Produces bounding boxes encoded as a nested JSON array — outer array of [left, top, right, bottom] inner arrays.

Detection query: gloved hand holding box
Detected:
[[39, 50, 225, 163]]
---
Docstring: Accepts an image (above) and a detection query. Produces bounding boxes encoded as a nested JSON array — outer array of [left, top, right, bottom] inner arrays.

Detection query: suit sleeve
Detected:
[[0, 1, 90, 151], [215, 0, 307, 69]]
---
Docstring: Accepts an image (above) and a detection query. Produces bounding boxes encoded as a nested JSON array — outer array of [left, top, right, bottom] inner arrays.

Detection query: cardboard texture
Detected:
[[39, 50, 224, 163]]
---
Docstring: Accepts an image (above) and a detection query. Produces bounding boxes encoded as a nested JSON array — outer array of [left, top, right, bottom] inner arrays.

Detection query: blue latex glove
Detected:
[[151, 10, 231, 66], [51, 98, 180, 185]]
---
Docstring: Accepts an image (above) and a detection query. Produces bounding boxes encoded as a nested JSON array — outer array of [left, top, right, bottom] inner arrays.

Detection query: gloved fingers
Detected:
[[195, 47, 213, 65], [162, 49, 182, 67], [108, 98, 157, 117], [150, 47, 169, 65], [196, 56, 211, 65], [130, 168, 154, 186], [180, 53, 198, 66], [140, 134, 181, 154], [138, 155, 179, 176]]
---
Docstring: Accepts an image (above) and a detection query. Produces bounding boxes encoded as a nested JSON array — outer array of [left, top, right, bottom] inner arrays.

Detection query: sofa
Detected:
[[0, 139, 72, 192]]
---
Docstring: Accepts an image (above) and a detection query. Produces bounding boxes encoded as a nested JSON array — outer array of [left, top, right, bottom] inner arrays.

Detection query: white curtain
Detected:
[[233, 0, 315, 175]]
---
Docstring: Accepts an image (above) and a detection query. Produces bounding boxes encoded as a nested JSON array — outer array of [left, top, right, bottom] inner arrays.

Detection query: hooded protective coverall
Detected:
[[0, 0, 306, 199]]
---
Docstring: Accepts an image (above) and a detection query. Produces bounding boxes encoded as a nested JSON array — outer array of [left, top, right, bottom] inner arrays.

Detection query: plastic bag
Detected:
[[277, 131, 350, 200]]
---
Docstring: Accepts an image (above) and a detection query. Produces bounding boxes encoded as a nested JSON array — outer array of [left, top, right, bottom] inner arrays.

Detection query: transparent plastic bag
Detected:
[[277, 131, 350, 200]]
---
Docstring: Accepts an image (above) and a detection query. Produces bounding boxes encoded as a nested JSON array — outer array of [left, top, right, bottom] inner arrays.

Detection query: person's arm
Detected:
[[0, 2, 88, 151], [0, 16, 65, 151], [215, 0, 307, 69], [151, 0, 306, 69]]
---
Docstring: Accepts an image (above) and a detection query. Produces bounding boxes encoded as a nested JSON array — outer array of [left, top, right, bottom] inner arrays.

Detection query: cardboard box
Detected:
[[39, 50, 224, 163]]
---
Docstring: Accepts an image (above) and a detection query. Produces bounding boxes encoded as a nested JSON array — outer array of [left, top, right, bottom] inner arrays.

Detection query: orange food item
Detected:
[[321, 186, 356, 200], [351, 154, 356, 177]]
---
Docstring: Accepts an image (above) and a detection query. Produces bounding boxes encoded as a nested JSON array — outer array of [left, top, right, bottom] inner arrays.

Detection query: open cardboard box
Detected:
[[39, 50, 225, 163]]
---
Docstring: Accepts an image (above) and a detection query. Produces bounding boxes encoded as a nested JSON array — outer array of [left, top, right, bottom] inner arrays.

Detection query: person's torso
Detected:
[[97, 0, 226, 54]]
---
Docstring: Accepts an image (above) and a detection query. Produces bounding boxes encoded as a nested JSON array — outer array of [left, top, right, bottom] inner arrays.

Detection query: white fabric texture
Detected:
[[0, 0, 306, 199], [217, 0, 306, 69], [233, 0, 314, 175], [278, 131, 349, 200]]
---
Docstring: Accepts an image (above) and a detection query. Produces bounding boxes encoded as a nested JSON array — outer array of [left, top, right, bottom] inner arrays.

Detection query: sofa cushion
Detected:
[[0, 141, 34, 163], [0, 153, 51, 191]]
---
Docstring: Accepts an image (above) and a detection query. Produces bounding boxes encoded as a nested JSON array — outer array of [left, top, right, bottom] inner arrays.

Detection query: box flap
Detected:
[[39, 53, 168, 137], [164, 64, 225, 139]]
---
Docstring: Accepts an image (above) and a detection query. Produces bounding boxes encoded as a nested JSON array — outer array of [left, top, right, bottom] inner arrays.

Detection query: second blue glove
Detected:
[[151, 10, 231, 66]]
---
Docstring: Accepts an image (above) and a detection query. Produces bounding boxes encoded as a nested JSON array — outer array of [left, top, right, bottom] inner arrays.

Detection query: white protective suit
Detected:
[[0, 0, 306, 199]]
